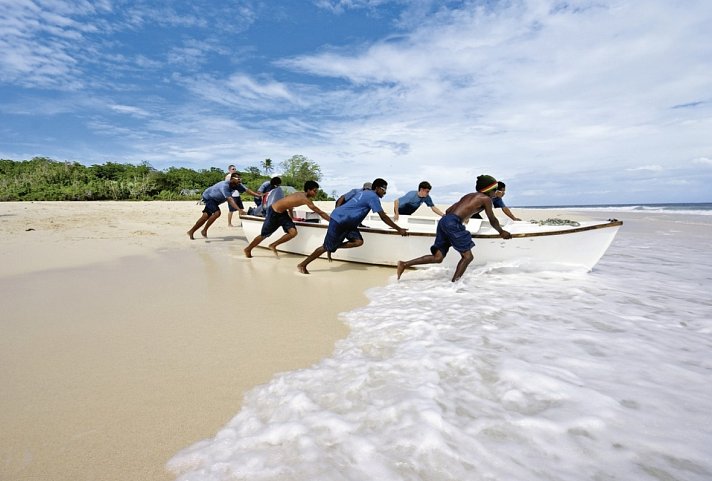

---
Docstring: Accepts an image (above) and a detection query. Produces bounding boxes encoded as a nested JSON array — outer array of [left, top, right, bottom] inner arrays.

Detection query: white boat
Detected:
[[239, 212, 622, 271]]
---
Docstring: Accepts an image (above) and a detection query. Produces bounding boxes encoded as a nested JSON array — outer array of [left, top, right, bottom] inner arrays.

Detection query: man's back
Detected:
[[203, 180, 231, 201], [254, 180, 277, 204], [342, 188, 362, 203], [331, 190, 382, 225], [265, 187, 285, 209], [272, 192, 311, 213], [447, 192, 492, 221]]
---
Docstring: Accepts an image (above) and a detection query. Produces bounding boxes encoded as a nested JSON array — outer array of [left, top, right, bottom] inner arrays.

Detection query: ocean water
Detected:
[[525, 202, 712, 216], [167, 208, 712, 481]]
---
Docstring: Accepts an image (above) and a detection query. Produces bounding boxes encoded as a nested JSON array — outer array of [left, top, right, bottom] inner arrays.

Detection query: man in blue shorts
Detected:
[[297, 178, 408, 274], [396, 175, 512, 282], [187, 174, 244, 239], [393, 181, 445, 220], [225, 168, 262, 226], [243, 180, 331, 257]]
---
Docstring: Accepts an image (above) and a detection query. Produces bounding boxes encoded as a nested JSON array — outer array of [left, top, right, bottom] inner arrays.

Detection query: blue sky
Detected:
[[1, 0, 711, 205]]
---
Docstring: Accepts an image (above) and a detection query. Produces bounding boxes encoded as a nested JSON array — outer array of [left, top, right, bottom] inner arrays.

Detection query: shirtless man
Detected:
[[397, 175, 512, 282], [243, 180, 330, 257]]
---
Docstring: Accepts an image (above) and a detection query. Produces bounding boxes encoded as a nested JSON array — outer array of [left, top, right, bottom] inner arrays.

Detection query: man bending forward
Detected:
[[397, 175, 511, 282], [243, 180, 330, 257]]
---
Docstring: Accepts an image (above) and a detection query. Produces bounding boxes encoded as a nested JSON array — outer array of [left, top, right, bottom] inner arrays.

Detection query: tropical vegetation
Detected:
[[0, 155, 332, 201]]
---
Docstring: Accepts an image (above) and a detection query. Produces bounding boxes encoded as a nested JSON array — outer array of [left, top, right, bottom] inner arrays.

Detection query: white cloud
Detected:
[[108, 104, 152, 118], [2, 0, 712, 204], [226, 74, 296, 102], [264, 0, 712, 202], [626, 165, 664, 173], [692, 157, 712, 166]]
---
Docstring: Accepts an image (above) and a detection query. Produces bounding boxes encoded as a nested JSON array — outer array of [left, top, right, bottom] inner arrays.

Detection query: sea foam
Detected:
[[168, 212, 712, 481]]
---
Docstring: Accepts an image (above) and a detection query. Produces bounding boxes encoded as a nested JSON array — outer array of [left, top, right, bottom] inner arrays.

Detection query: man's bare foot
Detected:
[[396, 261, 407, 280], [228, 223, 235, 227], [200, 229, 208, 238], [297, 264, 309, 274], [268, 244, 280, 257], [187, 230, 195, 240], [244, 247, 253, 258]]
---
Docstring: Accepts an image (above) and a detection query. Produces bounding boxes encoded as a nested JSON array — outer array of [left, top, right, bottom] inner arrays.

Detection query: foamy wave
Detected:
[[168, 219, 712, 481], [532, 204, 712, 216]]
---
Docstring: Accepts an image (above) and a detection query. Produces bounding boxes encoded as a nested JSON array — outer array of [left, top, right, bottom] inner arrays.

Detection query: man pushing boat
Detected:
[[397, 175, 512, 282], [243, 180, 331, 258], [297, 178, 408, 274]]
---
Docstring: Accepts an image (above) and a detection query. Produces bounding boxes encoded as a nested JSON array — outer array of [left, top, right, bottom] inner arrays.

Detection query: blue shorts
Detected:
[[431, 214, 475, 257], [228, 196, 244, 212], [397, 206, 418, 215], [260, 207, 296, 237], [323, 221, 362, 253], [202, 198, 221, 216]]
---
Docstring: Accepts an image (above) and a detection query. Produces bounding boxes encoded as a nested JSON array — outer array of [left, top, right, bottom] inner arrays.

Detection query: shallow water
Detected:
[[168, 211, 712, 481]]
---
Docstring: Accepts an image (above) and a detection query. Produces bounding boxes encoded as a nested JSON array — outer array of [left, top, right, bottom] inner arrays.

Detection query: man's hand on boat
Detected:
[[499, 229, 512, 239], [377, 211, 408, 236]]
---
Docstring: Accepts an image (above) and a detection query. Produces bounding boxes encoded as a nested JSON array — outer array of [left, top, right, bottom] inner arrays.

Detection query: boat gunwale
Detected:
[[239, 215, 623, 239]]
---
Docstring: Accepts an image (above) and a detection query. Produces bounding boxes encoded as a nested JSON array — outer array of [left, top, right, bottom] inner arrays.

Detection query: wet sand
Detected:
[[0, 201, 393, 481]]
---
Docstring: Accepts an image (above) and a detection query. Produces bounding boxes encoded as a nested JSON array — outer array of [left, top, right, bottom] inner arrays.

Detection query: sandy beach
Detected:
[[0, 201, 399, 481], [0, 201, 608, 481]]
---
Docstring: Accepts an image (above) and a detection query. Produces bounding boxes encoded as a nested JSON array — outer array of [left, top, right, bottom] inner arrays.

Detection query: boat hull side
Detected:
[[239, 215, 621, 270]]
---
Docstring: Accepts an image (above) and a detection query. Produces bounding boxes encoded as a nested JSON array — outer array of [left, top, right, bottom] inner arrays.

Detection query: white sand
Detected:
[[0, 201, 394, 481]]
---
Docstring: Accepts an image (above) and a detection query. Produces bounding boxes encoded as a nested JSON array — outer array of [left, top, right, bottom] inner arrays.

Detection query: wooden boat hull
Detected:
[[239, 213, 622, 271]]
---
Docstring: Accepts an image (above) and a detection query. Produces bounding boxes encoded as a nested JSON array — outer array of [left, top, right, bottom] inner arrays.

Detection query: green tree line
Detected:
[[0, 155, 332, 201]]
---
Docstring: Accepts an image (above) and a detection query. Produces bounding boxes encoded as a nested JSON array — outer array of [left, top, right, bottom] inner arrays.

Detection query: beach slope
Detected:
[[0, 201, 392, 481]]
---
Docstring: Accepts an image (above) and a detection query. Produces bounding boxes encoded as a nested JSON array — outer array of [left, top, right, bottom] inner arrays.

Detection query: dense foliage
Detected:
[[0, 156, 333, 201]]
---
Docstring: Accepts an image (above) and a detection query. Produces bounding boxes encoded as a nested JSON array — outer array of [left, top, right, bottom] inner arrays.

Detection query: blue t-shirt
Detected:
[[331, 190, 383, 226], [231, 182, 248, 197], [257, 180, 271, 193], [265, 186, 285, 208], [257, 180, 274, 194], [202, 180, 235, 203], [254, 180, 276, 202], [342, 188, 362, 203], [397, 190, 434, 215]]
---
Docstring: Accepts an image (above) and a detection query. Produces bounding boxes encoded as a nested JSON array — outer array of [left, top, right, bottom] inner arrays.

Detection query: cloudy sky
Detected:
[[1, 0, 711, 205]]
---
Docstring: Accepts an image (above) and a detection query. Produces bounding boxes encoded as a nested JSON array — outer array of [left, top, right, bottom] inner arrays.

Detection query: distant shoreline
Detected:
[[4, 199, 711, 209], [516, 202, 712, 209]]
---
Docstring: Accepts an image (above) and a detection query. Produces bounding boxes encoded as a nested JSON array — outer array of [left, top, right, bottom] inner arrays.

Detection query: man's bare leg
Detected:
[[268, 229, 297, 257], [187, 213, 210, 240], [200, 212, 220, 238], [297, 246, 326, 274], [244, 235, 265, 258], [395, 251, 444, 279], [338, 239, 363, 249], [450, 250, 473, 282], [396, 261, 408, 280]]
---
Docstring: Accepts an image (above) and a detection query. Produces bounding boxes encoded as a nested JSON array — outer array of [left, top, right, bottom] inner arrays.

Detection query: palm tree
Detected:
[[262, 158, 274, 175]]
